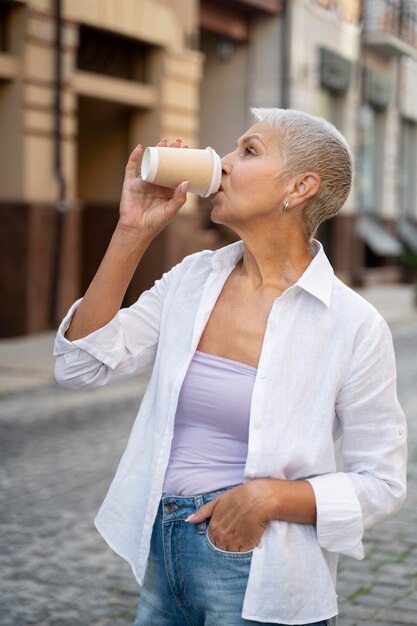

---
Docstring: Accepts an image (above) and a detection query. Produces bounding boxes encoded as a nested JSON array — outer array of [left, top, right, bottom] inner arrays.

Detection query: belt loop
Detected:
[[194, 495, 206, 535]]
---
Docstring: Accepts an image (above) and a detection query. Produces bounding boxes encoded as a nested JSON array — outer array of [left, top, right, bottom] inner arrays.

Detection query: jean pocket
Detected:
[[205, 527, 253, 558]]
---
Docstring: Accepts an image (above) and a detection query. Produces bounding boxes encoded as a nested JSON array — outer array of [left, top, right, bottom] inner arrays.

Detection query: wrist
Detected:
[[257, 478, 284, 521], [255, 478, 317, 525], [113, 222, 154, 250], [245, 478, 282, 522]]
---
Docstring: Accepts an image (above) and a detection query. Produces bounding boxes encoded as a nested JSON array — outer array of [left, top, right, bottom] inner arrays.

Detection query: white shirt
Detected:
[[54, 239, 407, 625]]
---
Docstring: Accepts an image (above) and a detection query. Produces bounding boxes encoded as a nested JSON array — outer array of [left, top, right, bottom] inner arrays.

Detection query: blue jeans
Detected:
[[133, 487, 336, 626]]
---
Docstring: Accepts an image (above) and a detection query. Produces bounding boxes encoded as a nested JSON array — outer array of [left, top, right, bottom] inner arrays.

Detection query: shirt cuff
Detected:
[[306, 472, 364, 559], [53, 299, 125, 370]]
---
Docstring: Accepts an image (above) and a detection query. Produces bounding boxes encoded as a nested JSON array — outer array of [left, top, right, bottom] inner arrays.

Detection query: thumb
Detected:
[[125, 143, 143, 180], [164, 181, 189, 219], [185, 499, 216, 524]]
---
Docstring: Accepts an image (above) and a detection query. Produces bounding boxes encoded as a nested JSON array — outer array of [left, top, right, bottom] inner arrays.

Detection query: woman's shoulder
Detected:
[[174, 241, 240, 275], [181, 247, 218, 265], [331, 276, 387, 330]]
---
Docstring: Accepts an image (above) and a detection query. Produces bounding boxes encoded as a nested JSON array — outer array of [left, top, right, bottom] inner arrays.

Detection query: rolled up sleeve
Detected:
[[53, 262, 181, 390], [307, 316, 407, 559]]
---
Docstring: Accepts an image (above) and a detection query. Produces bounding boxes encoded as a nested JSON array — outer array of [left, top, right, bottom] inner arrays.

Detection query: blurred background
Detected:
[[0, 0, 417, 338]]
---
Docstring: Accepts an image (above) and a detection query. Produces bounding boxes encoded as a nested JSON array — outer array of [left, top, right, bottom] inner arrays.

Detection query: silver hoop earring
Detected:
[[283, 200, 290, 212]]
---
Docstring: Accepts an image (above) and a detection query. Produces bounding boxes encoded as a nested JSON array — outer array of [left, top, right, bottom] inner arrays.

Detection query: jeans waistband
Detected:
[[157, 486, 234, 523]]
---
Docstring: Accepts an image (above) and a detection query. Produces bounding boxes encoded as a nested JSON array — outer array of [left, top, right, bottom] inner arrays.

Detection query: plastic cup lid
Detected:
[[203, 147, 222, 197], [141, 147, 158, 183]]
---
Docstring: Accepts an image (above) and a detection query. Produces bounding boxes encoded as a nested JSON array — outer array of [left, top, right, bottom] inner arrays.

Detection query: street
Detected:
[[1, 319, 417, 626]]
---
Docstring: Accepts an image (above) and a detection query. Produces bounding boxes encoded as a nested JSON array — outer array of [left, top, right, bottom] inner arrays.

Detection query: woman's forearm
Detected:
[[65, 140, 189, 342], [65, 224, 153, 341]]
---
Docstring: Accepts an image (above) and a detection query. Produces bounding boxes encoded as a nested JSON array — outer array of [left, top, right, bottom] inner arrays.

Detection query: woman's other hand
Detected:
[[186, 478, 316, 552], [186, 481, 272, 552], [119, 138, 189, 240]]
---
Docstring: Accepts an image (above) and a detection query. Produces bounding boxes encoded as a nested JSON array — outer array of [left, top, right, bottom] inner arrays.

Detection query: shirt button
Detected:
[[398, 428, 404, 436], [268, 322, 276, 331], [253, 420, 262, 429], [247, 470, 257, 478], [259, 373, 267, 380]]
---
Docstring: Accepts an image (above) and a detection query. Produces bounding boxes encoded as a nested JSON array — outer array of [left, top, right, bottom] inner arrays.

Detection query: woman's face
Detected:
[[209, 122, 288, 228]]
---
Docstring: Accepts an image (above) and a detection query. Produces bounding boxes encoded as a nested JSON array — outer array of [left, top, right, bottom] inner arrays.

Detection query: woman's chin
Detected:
[[210, 212, 223, 226], [209, 207, 226, 226]]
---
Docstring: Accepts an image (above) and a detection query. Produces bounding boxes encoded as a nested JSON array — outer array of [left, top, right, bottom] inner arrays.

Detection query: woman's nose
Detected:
[[221, 152, 232, 174]]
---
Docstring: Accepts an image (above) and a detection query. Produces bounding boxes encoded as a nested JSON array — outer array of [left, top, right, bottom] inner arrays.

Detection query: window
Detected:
[[399, 118, 417, 219], [0, 3, 9, 52], [77, 25, 152, 82], [400, 0, 417, 47], [358, 103, 386, 214], [317, 88, 346, 132]]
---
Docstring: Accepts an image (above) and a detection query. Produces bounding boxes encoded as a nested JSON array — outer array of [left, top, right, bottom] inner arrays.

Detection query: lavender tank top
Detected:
[[162, 350, 257, 496]]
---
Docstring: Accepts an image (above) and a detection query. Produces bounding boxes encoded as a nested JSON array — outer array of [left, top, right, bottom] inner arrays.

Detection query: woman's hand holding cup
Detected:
[[118, 138, 189, 241]]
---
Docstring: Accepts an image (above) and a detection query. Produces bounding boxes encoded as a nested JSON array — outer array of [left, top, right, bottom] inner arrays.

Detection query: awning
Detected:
[[398, 219, 417, 253], [357, 215, 403, 256]]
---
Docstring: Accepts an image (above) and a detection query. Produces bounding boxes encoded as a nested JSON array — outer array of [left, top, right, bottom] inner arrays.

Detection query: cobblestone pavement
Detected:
[[1, 320, 416, 626]]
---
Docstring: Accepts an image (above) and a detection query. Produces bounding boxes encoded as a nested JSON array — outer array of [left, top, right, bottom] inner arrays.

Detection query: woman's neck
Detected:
[[236, 230, 314, 291]]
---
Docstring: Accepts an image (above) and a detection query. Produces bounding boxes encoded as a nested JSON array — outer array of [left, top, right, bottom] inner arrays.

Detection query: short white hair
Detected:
[[250, 107, 353, 241]]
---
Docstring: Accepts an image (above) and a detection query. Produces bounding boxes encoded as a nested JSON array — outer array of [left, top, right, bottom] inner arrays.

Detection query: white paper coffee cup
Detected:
[[140, 146, 221, 197]]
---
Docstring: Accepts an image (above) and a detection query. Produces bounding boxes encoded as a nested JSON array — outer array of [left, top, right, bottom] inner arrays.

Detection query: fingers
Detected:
[[169, 138, 183, 148], [185, 498, 215, 523], [125, 138, 189, 181], [163, 181, 189, 221], [159, 138, 188, 149], [178, 181, 190, 195]]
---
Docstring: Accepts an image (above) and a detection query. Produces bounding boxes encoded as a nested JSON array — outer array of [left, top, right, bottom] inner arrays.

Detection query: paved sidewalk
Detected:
[[0, 331, 55, 395], [355, 284, 417, 326], [0, 327, 146, 399]]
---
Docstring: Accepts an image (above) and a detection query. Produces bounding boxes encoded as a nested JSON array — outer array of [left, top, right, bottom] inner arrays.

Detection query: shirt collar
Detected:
[[211, 238, 334, 308]]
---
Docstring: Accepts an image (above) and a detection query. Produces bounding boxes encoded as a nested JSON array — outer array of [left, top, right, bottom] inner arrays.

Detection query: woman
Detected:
[[54, 108, 407, 626]]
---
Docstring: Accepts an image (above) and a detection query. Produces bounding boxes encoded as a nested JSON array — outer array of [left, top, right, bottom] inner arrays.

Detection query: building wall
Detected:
[[0, 0, 204, 337], [200, 31, 249, 158], [2, 0, 417, 336], [0, 4, 25, 200], [247, 14, 284, 110], [287, 0, 417, 283], [198, 3, 286, 247], [357, 6, 417, 280], [399, 57, 417, 222], [290, 0, 361, 213]]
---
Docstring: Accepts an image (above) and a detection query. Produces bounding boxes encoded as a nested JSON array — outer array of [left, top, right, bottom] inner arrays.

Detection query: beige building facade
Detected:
[[0, 0, 206, 336], [1, 0, 417, 337]]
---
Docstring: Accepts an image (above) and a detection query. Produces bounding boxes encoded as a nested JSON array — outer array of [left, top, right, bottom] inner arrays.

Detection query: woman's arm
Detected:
[[66, 140, 189, 341], [65, 225, 153, 341], [306, 316, 407, 559], [54, 139, 190, 389]]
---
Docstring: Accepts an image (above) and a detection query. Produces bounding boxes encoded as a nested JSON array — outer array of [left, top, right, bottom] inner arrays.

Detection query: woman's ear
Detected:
[[289, 173, 321, 208]]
